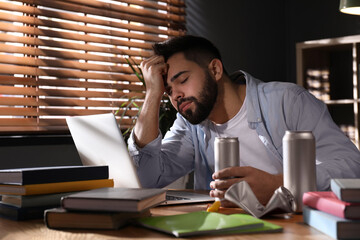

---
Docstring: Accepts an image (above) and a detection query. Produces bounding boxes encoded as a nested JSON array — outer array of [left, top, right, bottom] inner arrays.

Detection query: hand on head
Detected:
[[209, 166, 283, 207], [140, 55, 168, 98]]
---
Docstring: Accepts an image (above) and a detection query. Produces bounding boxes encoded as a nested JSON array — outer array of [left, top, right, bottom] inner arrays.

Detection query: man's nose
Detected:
[[172, 88, 184, 102]]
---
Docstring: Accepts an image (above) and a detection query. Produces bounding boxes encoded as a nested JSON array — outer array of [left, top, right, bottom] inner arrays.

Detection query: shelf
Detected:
[[297, 35, 360, 149], [323, 99, 360, 105]]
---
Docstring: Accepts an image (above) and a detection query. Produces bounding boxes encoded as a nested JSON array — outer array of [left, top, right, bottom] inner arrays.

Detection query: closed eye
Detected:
[[180, 77, 188, 84]]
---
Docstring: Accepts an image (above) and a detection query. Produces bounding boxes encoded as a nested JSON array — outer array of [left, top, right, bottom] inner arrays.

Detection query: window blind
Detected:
[[0, 0, 186, 134]]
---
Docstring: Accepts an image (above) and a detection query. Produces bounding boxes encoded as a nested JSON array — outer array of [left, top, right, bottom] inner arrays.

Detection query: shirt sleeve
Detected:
[[288, 88, 360, 191], [127, 113, 195, 188]]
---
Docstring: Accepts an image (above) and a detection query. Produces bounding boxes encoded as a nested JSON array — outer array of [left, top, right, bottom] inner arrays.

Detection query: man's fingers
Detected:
[[140, 55, 165, 70], [212, 166, 252, 180], [139, 55, 169, 95], [210, 178, 242, 190], [209, 189, 225, 199]]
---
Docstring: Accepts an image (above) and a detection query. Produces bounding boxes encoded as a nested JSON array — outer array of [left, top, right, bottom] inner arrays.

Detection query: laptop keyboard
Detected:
[[166, 195, 190, 201]]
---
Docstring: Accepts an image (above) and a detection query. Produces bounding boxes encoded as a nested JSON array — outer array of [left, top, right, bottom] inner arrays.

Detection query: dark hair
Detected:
[[153, 35, 227, 73]]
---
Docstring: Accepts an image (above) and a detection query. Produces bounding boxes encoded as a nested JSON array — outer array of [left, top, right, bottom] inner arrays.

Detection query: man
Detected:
[[127, 35, 360, 206]]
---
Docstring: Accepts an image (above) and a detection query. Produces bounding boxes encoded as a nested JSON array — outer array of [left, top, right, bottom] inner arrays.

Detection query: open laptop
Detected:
[[66, 113, 214, 205]]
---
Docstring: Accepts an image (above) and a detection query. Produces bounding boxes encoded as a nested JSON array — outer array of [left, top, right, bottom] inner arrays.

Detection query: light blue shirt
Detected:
[[128, 71, 360, 190]]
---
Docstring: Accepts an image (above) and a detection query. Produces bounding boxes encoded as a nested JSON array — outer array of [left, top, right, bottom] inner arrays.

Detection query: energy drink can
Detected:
[[283, 130, 317, 212], [214, 137, 240, 172]]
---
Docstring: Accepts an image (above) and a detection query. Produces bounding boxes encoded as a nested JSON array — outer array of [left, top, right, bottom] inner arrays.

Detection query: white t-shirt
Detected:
[[211, 98, 282, 174]]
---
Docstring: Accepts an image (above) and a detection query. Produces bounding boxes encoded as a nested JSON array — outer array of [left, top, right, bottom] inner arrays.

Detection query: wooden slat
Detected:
[[0, 12, 167, 43], [0, 86, 145, 99], [157, 0, 185, 7], [0, 107, 139, 117], [0, 1, 184, 37], [0, 118, 65, 126], [0, 64, 140, 82], [0, 117, 136, 127], [0, 125, 132, 133], [0, 22, 153, 50], [0, 96, 144, 108], [112, 0, 186, 15], [20, 0, 185, 29], [0, 54, 138, 75], [61, 0, 185, 22], [0, 34, 152, 59], [0, 43, 145, 65], [0, 76, 145, 92]]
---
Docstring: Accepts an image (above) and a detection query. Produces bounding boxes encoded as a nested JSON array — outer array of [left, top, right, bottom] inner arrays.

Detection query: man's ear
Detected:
[[208, 58, 223, 81]]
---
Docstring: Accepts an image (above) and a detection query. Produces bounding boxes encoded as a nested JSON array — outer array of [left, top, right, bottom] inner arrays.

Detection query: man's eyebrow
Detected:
[[170, 71, 189, 82]]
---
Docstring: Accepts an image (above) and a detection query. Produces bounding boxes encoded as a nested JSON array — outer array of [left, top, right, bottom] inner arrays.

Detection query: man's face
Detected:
[[165, 53, 218, 124]]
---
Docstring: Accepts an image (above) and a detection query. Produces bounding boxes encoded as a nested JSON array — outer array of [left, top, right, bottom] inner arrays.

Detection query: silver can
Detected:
[[283, 130, 317, 212], [214, 137, 240, 172]]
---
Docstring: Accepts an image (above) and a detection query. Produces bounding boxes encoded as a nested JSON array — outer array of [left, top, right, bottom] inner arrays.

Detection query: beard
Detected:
[[177, 70, 218, 124]]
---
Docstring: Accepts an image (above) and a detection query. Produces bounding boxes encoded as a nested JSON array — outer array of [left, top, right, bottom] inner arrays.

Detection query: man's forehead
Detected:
[[165, 53, 191, 83], [166, 52, 188, 70]]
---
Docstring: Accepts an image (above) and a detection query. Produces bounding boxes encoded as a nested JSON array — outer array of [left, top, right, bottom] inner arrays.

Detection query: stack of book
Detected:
[[303, 178, 360, 239], [44, 187, 167, 230], [0, 165, 113, 220]]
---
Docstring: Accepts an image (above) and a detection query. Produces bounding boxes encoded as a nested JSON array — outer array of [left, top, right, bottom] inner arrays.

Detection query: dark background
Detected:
[[186, 0, 360, 82], [1, 0, 359, 169]]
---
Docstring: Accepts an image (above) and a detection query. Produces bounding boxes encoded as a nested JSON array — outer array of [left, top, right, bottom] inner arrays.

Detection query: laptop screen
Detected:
[[66, 113, 141, 188]]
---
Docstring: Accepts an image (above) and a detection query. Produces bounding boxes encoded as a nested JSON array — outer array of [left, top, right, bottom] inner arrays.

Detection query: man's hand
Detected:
[[209, 166, 283, 207], [133, 56, 169, 148], [140, 55, 168, 98]]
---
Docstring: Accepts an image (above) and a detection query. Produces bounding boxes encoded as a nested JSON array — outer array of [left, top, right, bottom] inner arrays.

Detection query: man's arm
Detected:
[[134, 56, 168, 148], [128, 114, 196, 188]]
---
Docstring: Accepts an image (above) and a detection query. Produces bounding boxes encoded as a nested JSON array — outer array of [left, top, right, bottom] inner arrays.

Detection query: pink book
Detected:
[[303, 191, 360, 219]]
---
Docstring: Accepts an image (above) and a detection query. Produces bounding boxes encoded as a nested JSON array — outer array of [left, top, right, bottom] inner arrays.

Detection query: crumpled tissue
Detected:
[[224, 181, 296, 218]]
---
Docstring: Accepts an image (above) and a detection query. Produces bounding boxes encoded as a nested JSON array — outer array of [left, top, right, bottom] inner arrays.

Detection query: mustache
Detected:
[[177, 96, 197, 110]]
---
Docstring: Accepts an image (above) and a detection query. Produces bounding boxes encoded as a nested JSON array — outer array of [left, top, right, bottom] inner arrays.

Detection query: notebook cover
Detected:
[[0, 179, 114, 195], [0, 202, 57, 221], [0, 165, 109, 185], [303, 191, 360, 219], [331, 179, 360, 202], [303, 206, 360, 239], [137, 211, 282, 237], [61, 187, 166, 212], [44, 207, 151, 229]]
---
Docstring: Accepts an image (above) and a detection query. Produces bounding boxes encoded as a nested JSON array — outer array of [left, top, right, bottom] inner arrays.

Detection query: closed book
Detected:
[[0, 202, 56, 221], [331, 179, 360, 202], [303, 191, 360, 219], [62, 187, 166, 212], [0, 165, 108, 185], [44, 207, 151, 230], [303, 206, 360, 240], [137, 211, 281, 237], [0, 179, 114, 195], [1, 192, 77, 208]]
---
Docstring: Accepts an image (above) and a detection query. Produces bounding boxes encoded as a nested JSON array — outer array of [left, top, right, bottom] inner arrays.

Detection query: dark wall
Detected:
[[186, 0, 286, 82], [186, 0, 360, 83]]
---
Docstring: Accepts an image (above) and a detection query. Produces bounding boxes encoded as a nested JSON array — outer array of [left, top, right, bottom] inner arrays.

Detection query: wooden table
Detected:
[[0, 203, 332, 240]]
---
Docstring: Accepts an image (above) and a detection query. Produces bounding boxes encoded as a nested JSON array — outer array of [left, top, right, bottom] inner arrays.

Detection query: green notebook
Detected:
[[137, 211, 282, 237]]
